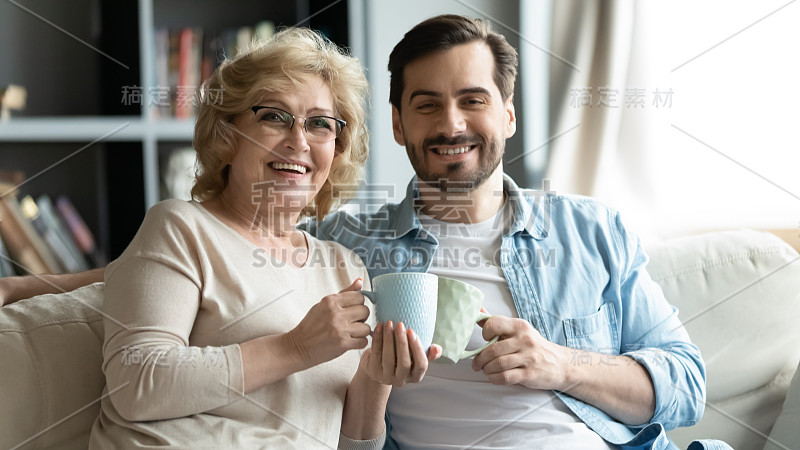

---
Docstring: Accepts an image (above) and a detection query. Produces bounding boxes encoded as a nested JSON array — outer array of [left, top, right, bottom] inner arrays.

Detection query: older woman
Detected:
[[86, 28, 433, 449]]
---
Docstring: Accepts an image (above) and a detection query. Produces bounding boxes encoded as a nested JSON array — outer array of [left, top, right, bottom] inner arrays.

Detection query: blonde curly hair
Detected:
[[192, 27, 369, 220]]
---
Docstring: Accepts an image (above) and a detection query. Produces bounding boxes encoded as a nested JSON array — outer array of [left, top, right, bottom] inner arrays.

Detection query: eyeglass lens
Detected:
[[253, 106, 343, 142]]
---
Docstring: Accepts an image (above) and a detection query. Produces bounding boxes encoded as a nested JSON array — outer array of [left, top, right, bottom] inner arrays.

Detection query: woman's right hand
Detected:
[[359, 321, 441, 387], [285, 278, 372, 367]]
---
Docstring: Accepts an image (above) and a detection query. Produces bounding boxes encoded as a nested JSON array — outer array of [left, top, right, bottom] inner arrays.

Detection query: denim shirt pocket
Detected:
[[562, 302, 619, 354]]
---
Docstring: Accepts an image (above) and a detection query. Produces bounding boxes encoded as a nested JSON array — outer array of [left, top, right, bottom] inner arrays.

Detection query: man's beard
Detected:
[[407, 134, 503, 193]]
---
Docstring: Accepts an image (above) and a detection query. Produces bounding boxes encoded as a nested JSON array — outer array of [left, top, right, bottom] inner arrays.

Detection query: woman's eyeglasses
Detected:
[[251, 106, 346, 143]]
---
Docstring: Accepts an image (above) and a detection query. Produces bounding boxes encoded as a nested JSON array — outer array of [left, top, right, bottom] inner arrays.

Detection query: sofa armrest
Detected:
[[645, 230, 800, 449], [0, 283, 105, 450], [765, 359, 800, 450]]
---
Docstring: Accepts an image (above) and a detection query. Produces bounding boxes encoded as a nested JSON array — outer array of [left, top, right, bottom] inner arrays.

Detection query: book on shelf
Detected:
[[167, 28, 181, 117], [176, 27, 203, 119], [235, 27, 253, 57], [55, 195, 106, 268], [21, 195, 92, 273], [0, 183, 62, 275], [152, 21, 274, 119], [153, 28, 171, 119], [253, 21, 275, 45], [200, 32, 219, 85], [0, 177, 105, 276], [0, 232, 16, 277], [20, 195, 67, 273]]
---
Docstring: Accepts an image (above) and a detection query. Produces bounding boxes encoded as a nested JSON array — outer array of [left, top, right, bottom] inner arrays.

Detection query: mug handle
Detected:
[[361, 290, 377, 304], [459, 312, 499, 359]]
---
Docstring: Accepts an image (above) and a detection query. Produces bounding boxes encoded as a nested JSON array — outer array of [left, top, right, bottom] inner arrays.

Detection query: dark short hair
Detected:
[[388, 14, 518, 111]]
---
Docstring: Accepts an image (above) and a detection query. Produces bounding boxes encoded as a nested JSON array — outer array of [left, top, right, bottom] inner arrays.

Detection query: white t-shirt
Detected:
[[385, 203, 615, 449]]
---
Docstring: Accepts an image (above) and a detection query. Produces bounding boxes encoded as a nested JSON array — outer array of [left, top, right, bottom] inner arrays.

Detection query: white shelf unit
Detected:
[[0, 117, 194, 209], [0, 117, 194, 142]]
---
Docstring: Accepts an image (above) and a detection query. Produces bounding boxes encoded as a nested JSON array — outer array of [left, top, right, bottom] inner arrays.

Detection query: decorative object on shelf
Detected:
[[161, 147, 197, 201], [0, 84, 27, 122], [0, 169, 24, 186]]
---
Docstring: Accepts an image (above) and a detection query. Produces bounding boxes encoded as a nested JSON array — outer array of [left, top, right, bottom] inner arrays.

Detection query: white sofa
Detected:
[[647, 230, 800, 449], [1, 229, 799, 449]]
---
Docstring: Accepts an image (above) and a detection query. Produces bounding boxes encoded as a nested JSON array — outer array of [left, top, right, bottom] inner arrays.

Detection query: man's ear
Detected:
[[391, 105, 406, 146], [505, 96, 517, 139]]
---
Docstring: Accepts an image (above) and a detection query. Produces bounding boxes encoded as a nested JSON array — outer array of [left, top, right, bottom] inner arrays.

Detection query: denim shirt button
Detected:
[[410, 257, 421, 265]]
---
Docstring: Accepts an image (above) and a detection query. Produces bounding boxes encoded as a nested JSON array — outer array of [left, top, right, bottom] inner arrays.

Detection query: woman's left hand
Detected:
[[358, 321, 441, 386]]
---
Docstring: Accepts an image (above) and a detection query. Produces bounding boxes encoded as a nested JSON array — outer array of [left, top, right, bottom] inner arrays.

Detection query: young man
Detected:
[[303, 15, 706, 449]]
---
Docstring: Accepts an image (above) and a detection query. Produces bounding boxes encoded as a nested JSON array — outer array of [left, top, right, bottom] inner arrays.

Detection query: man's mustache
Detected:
[[422, 134, 485, 150]]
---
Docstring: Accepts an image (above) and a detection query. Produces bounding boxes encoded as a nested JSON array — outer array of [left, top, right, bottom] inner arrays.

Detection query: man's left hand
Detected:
[[471, 315, 569, 391]]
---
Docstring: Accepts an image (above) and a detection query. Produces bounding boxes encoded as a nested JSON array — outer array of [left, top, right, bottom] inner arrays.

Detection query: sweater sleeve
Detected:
[[337, 430, 386, 450], [101, 203, 244, 422]]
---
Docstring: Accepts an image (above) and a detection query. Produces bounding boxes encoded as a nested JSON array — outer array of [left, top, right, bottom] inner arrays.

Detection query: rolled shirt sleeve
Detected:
[[612, 211, 706, 429]]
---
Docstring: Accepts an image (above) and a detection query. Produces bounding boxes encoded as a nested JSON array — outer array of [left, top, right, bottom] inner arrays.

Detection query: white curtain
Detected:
[[545, 0, 662, 238], [543, 1, 800, 240]]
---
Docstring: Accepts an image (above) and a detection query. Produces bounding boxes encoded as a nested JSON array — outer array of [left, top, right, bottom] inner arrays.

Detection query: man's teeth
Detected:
[[271, 162, 307, 174], [434, 146, 470, 155]]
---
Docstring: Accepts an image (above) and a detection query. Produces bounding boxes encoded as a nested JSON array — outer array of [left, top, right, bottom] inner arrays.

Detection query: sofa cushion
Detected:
[[645, 230, 800, 449], [765, 359, 800, 450], [0, 283, 105, 450]]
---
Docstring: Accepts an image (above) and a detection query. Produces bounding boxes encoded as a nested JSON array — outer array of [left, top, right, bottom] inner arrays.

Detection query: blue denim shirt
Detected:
[[302, 175, 708, 449]]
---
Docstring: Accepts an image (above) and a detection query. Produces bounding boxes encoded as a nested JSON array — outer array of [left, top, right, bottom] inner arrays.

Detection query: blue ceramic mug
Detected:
[[361, 272, 438, 350]]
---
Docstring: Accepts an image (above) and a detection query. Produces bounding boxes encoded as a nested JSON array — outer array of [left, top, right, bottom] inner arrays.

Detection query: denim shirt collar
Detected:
[[391, 174, 548, 240]]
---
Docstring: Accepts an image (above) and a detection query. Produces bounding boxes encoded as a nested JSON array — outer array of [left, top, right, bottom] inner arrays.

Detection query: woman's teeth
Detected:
[[270, 162, 307, 174], [435, 146, 470, 155]]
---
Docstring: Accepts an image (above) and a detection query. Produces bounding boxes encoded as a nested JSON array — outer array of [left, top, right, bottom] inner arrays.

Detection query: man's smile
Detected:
[[429, 145, 477, 155]]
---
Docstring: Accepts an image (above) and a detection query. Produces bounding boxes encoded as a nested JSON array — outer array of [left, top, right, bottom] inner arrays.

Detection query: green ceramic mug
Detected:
[[432, 277, 499, 364]]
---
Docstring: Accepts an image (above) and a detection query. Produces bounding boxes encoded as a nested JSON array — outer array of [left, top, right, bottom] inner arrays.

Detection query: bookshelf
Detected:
[[0, 0, 357, 264]]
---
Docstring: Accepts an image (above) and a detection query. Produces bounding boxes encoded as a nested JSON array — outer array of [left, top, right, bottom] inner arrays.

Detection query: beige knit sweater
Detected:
[[88, 200, 378, 449]]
